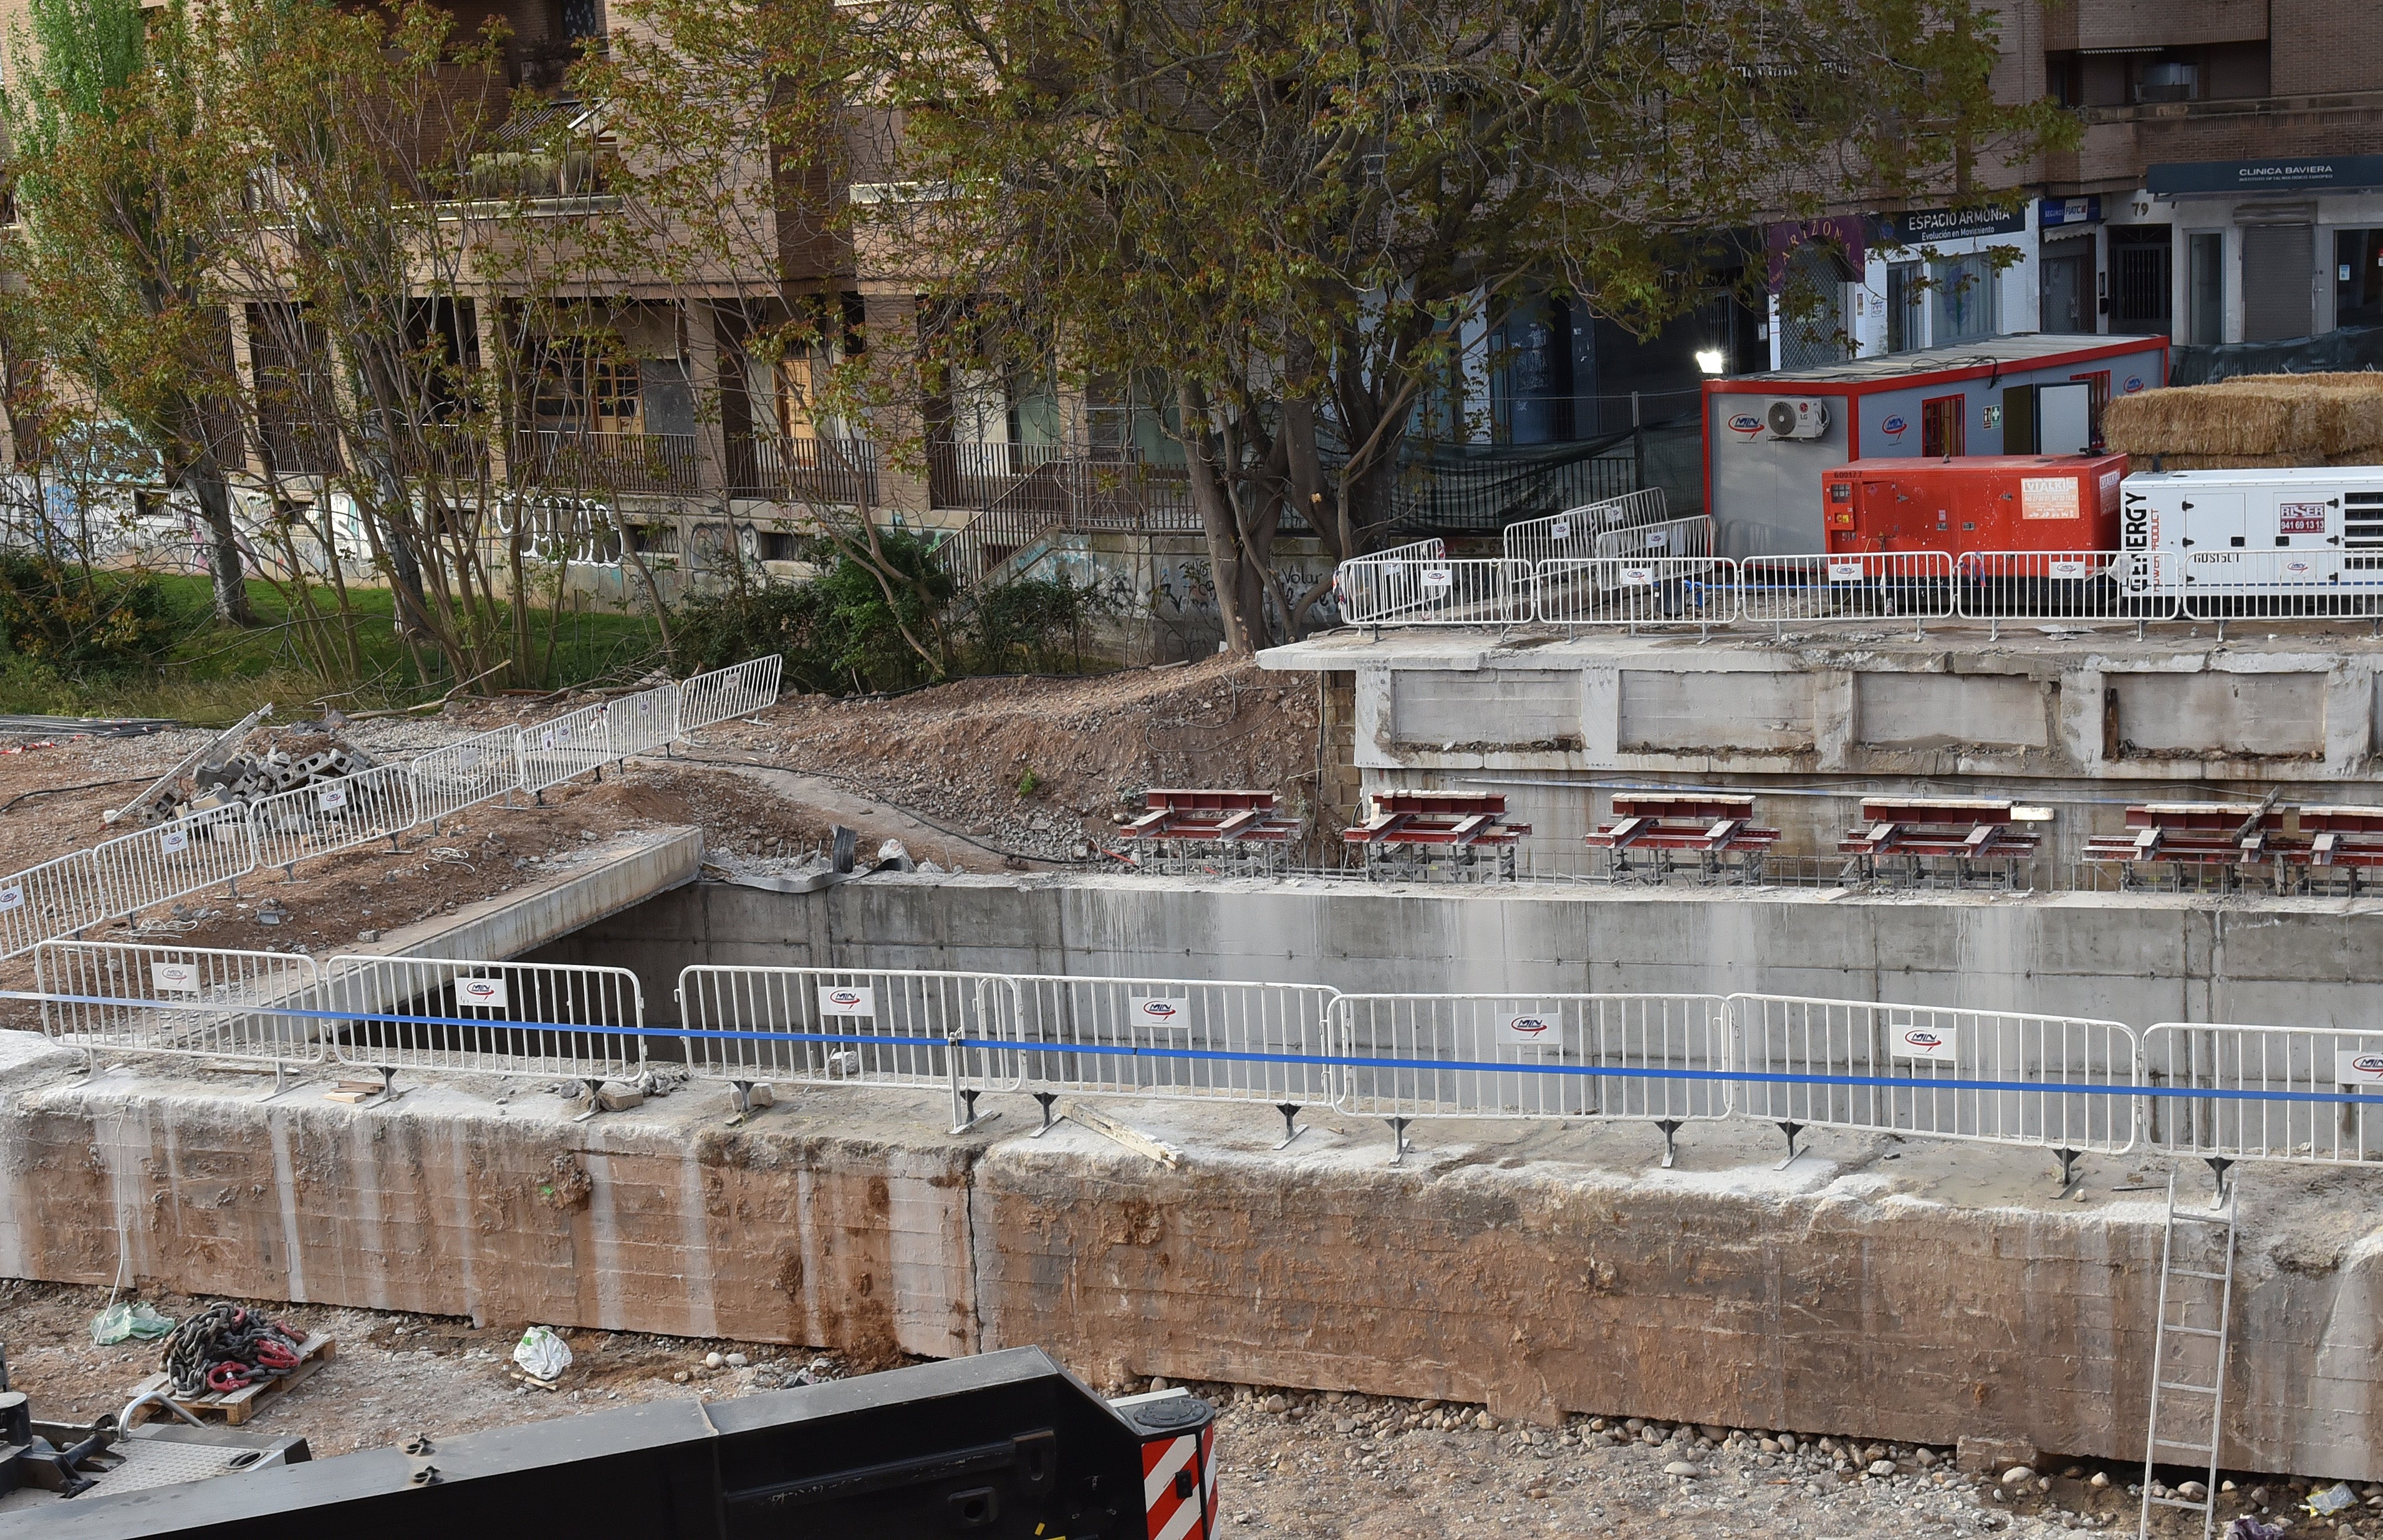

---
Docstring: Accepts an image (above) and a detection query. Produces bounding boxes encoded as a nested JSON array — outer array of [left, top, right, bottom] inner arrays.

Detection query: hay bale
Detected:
[[2104, 372, 2383, 461]]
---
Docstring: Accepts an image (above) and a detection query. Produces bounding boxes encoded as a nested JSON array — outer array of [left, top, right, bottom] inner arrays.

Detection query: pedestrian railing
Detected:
[[0, 653, 786, 962]]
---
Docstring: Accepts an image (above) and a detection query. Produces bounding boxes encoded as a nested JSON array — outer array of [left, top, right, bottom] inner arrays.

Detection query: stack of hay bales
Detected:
[[2102, 372, 2383, 469]]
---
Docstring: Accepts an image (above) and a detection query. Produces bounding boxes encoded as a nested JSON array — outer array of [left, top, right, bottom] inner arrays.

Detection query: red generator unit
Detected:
[[1822, 453, 2129, 557]]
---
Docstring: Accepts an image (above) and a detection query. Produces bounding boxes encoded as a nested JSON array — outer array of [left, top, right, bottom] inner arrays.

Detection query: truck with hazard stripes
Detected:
[[21, 1347, 1218, 1540]]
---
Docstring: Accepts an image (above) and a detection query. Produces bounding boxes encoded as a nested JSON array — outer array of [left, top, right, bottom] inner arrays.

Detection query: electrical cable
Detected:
[[1, 776, 161, 816]]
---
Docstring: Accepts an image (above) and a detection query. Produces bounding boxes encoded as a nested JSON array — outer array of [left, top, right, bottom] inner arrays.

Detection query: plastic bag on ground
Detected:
[[2227, 1519, 2284, 1540], [512, 1325, 573, 1382], [90, 1301, 175, 1345]]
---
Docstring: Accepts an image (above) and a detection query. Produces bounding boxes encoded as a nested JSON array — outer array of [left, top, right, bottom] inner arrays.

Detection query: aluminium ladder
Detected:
[[2137, 1167, 2240, 1540]]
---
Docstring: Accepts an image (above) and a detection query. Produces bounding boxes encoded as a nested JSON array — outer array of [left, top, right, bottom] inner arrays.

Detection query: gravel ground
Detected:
[[2, 1282, 2372, 1538]]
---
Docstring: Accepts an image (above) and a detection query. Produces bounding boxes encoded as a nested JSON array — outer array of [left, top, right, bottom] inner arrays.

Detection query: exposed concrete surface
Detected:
[[1258, 625, 2383, 867], [2, 1037, 2379, 1479], [537, 870, 2383, 1034], [358, 825, 703, 963]]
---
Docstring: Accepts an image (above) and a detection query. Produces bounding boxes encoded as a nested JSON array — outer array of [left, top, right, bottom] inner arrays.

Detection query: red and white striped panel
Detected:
[[1142, 1425, 1213, 1540]]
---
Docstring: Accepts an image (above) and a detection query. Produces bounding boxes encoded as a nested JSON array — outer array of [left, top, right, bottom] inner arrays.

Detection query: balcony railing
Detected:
[[726, 435, 879, 506], [511, 428, 698, 495], [927, 440, 1198, 531]]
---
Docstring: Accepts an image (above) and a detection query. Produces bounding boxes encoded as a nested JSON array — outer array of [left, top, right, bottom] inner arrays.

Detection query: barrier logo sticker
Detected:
[[1133, 996, 1193, 1029], [2049, 559, 2091, 579], [159, 829, 190, 855], [0, 885, 20, 912], [1827, 561, 1865, 582], [541, 729, 557, 751], [458, 977, 509, 1010], [1619, 567, 1655, 587], [1420, 567, 1453, 592], [1549, 520, 1572, 541], [819, 984, 875, 1018], [150, 961, 200, 994], [1498, 1012, 1556, 1045], [2338, 1051, 2383, 1090], [317, 785, 349, 812], [1890, 1024, 1959, 1064]]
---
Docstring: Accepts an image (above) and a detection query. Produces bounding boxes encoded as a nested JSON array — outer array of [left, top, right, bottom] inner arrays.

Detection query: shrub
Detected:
[[0, 551, 182, 670]]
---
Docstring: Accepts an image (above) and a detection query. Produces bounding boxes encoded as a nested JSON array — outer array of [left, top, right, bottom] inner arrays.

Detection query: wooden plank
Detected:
[[124, 1333, 336, 1428], [1057, 1099, 1180, 1167]]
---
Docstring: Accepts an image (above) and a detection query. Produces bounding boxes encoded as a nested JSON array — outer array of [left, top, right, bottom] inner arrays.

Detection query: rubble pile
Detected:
[[127, 720, 382, 826]]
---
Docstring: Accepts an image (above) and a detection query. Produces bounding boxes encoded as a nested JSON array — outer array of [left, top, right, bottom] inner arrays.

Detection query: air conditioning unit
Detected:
[[1766, 398, 1830, 440]]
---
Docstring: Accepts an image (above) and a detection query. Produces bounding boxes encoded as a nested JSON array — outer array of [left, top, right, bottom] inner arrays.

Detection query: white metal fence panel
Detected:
[[1503, 489, 1667, 570], [675, 965, 1021, 1092], [2141, 1022, 2383, 1165], [1335, 557, 1529, 626], [1736, 552, 1958, 626], [1333, 541, 1447, 625], [246, 763, 418, 875], [409, 726, 523, 829], [1008, 975, 1339, 1107], [2170, 547, 2383, 621], [1591, 513, 1710, 562], [607, 682, 679, 758], [1730, 995, 2139, 1153], [675, 655, 784, 735], [322, 954, 646, 1079], [0, 807, 256, 961], [33, 940, 322, 1065], [1953, 551, 2178, 623], [1532, 557, 1738, 627], [516, 702, 613, 796], [1334, 993, 1730, 1121]]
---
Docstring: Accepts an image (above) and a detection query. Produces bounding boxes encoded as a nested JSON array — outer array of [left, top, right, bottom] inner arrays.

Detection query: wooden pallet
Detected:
[[123, 1332, 336, 1427]]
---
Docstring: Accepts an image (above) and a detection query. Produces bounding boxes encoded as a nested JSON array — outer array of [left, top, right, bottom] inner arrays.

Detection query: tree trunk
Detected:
[[1177, 379, 1257, 656], [186, 461, 261, 627]]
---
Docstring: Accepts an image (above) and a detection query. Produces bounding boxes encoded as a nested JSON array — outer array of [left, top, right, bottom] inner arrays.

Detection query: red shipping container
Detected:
[[1822, 453, 2129, 556]]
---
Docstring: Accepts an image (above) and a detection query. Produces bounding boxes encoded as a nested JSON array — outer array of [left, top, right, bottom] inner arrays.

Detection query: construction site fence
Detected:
[[0, 654, 786, 962], [1500, 488, 1670, 571], [27, 968, 2383, 1170], [1331, 549, 2383, 630]]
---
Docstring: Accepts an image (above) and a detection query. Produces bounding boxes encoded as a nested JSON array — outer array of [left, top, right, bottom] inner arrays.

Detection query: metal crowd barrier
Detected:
[[1501, 489, 1668, 572], [1954, 551, 2174, 628], [1532, 557, 1736, 630], [32, 940, 323, 1069], [1337, 557, 1532, 627], [410, 724, 524, 831], [247, 762, 418, 876], [1007, 974, 1341, 1144], [675, 964, 1019, 1125], [1334, 992, 1730, 1163], [1730, 995, 2139, 1175], [322, 954, 648, 1083], [2140, 1022, 2383, 1167], [0, 807, 254, 961], [516, 701, 615, 797], [1738, 552, 1958, 631], [2170, 548, 2383, 622], [675, 655, 785, 736], [609, 681, 680, 758]]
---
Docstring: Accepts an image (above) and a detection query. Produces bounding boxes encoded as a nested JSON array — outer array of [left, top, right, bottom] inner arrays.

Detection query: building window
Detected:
[[1930, 254, 1998, 344], [1921, 394, 1965, 459], [1886, 262, 1923, 353], [2336, 231, 2383, 330], [2187, 234, 2225, 345]]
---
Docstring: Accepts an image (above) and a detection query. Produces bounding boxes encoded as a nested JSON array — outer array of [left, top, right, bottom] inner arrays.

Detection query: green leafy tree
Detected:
[[870, 0, 2078, 651], [6, 0, 259, 625]]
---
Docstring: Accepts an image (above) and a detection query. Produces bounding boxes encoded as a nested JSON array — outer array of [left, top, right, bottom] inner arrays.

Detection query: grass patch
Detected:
[[0, 576, 665, 725]]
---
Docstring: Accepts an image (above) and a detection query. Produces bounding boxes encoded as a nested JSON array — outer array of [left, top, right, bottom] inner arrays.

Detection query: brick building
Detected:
[[1780, 0, 2383, 362]]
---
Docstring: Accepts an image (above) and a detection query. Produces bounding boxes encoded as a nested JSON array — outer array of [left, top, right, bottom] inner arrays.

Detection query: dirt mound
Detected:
[[688, 658, 1321, 862]]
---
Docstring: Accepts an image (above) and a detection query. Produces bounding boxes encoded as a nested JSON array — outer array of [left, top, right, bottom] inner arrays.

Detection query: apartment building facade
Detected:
[[1776, 0, 2383, 363]]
